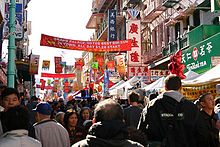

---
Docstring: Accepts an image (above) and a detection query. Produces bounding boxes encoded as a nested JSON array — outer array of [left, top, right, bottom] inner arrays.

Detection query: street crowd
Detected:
[[0, 74, 220, 147]]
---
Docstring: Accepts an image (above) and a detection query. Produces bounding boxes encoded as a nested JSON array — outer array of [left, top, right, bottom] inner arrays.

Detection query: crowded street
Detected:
[[0, 0, 220, 147]]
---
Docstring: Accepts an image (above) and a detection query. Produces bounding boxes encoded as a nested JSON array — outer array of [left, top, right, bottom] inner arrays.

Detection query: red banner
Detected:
[[40, 34, 132, 52], [41, 73, 75, 78]]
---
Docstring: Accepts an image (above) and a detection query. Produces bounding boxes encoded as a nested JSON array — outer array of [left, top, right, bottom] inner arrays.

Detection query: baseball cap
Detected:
[[33, 102, 52, 115]]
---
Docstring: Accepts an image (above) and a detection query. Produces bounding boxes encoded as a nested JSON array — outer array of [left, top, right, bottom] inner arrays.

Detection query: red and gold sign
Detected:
[[54, 57, 62, 73], [107, 61, 115, 70], [40, 34, 132, 52]]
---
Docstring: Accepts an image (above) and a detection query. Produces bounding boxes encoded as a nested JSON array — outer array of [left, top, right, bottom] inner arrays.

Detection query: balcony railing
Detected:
[[97, 19, 108, 40], [162, 34, 189, 57]]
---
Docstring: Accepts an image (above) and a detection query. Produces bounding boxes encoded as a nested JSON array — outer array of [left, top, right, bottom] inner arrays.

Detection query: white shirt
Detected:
[[0, 129, 42, 147]]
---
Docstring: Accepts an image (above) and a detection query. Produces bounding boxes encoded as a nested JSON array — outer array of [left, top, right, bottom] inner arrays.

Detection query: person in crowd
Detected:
[[32, 102, 70, 147], [127, 127, 148, 146], [0, 87, 21, 136], [0, 84, 7, 98], [26, 96, 39, 125], [0, 87, 21, 112], [199, 92, 220, 147], [83, 119, 93, 134], [55, 111, 65, 125], [0, 106, 42, 147], [78, 107, 92, 127], [124, 92, 143, 128], [138, 74, 207, 147], [148, 93, 158, 101], [64, 109, 86, 145], [72, 99, 144, 147]]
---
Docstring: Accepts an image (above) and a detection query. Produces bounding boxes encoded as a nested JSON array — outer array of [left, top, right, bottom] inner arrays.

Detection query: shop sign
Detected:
[[182, 33, 220, 74], [4, 0, 23, 39], [150, 70, 170, 81], [126, 20, 142, 66]]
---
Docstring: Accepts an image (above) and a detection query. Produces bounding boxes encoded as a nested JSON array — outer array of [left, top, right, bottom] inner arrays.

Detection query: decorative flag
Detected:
[[103, 69, 109, 96], [54, 57, 62, 73], [64, 81, 69, 93], [116, 54, 126, 74], [75, 58, 84, 70], [107, 61, 115, 70], [108, 9, 117, 41], [40, 79, 46, 90], [29, 54, 40, 75], [42, 60, 50, 70], [40, 34, 132, 52], [96, 56, 104, 66], [91, 62, 98, 70]]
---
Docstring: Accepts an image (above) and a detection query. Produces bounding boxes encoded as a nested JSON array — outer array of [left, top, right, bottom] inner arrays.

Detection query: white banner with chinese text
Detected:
[[126, 20, 142, 66]]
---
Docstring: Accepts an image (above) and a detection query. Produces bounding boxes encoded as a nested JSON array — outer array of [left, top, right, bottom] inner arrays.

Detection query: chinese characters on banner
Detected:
[[127, 20, 141, 66], [108, 9, 117, 41], [54, 57, 62, 73], [29, 54, 40, 75], [40, 34, 132, 52], [151, 70, 170, 81]]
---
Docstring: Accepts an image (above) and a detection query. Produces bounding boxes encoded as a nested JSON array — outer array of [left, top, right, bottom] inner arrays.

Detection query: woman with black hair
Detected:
[[64, 109, 86, 145]]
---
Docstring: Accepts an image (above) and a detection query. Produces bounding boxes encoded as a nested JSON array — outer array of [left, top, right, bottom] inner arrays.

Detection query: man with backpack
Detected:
[[137, 74, 207, 147]]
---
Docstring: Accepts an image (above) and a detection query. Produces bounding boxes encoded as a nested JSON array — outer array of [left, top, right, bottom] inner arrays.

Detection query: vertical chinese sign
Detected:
[[54, 57, 62, 73], [127, 19, 146, 79], [29, 54, 40, 75], [108, 9, 117, 41], [4, 0, 24, 39]]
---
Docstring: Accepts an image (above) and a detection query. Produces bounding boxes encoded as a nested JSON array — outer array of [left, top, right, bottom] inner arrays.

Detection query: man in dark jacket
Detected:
[[137, 74, 207, 147], [199, 92, 219, 147], [124, 91, 142, 128], [72, 99, 144, 147]]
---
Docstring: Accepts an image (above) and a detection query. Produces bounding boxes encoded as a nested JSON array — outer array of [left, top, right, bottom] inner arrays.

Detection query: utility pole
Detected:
[[7, 0, 16, 88]]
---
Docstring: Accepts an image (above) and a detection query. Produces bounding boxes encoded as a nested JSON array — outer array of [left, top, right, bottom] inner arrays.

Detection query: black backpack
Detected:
[[154, 96, 190, 147]]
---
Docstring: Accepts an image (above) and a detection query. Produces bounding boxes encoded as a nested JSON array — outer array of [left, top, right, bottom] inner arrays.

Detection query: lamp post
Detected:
[[7, 0, 16, 88]]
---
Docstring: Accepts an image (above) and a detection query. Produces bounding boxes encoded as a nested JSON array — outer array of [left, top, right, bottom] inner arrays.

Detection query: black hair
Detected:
[[128, 92, 139, 102], [94, 99, 123, 122], [63, 109, 78, 128], [2, 106, 29, 132], [165, 74, 182, 90], [199, 92, 212, 102], [1, 87, 20, 100]]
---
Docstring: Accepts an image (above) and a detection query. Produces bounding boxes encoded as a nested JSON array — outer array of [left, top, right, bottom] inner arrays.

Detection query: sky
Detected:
[[26, 0, 94, 78]]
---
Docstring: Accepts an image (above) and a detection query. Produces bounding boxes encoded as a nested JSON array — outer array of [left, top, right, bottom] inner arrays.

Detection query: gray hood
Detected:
[[160, 90, 184, 102]]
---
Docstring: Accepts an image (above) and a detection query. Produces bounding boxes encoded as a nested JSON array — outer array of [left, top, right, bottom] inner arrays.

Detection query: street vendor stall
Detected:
[[182, 64, 220, 100]]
